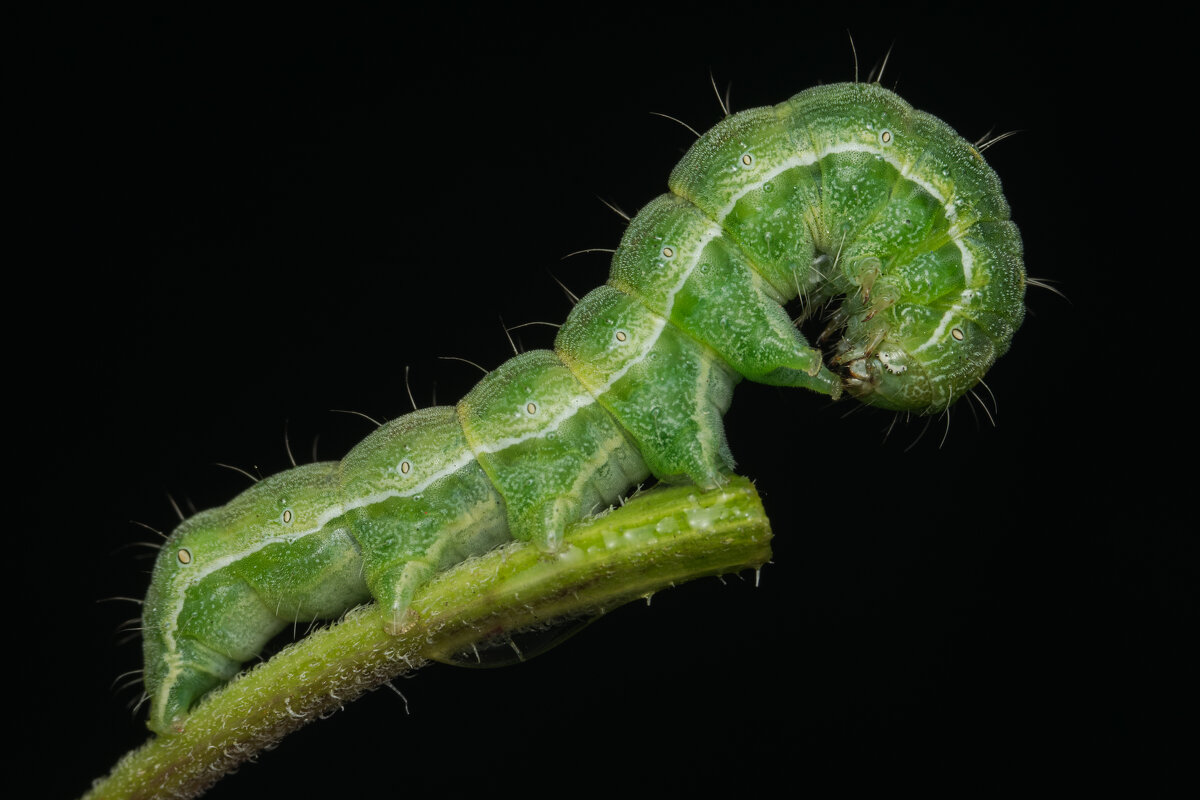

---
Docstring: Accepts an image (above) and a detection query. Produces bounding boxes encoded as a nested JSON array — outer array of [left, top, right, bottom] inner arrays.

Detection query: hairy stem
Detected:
[[84, 478, 773, 800]]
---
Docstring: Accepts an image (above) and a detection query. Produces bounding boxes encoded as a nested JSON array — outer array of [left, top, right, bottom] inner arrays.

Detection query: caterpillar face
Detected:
[[668, 83, 1024, 414], [136, 81, 1024, 735]]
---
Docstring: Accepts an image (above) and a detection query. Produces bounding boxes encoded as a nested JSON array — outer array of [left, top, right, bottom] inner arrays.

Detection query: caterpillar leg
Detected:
[[608, 194, 841, 398], [340, 407, 511, 633], [458, 350, 652, 550], [556, 285, 738, 488], [373, 559, 437, 635]]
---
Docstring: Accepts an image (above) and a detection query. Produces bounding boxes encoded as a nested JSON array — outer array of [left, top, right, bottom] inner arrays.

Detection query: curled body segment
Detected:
[[142, 81, 1023, 733], [670, 82, 1023, 411]]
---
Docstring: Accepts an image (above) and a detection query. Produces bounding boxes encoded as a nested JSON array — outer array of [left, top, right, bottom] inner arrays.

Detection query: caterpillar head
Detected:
[[822, 221, 1025, 415], [832, 299, 1007, 415]]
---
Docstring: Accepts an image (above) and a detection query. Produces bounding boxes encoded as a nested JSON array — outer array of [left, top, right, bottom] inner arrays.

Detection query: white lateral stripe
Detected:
[[718, 141, 975, 356], [913, 308, 960, 354], [161, 223, 725, 684], [715, 141, 950, 222], [473, 223, 722, 455], [912, 286, 978, 355], [717, 142, 967, 282], [159, 448, 477, 694]]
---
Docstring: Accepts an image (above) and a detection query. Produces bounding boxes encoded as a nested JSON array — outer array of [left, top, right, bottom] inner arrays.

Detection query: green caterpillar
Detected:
[[141, 81, 1024, 735]]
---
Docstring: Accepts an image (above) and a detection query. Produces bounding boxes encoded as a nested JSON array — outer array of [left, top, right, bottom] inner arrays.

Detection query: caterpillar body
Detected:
[[142, 81, 1024, 734]]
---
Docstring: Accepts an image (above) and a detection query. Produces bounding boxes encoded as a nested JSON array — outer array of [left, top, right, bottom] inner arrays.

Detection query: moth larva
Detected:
[[141, 81, 1024, 735]]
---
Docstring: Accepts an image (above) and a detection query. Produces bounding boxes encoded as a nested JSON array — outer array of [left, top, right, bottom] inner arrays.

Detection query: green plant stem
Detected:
[[83, 478, 773, 800]]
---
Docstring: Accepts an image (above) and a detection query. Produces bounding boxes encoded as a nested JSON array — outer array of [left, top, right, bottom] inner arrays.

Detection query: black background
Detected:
[[15, 4, 1188, 797]]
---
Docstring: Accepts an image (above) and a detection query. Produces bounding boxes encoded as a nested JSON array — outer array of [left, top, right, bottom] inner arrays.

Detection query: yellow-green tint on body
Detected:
[[667, 105, 809, 300], [818, 150, 903, 250], [780, 83, 915, 159], [335, 406, 510, 623], [458, 349, 649, 549], [668, 106, 790, 228], [608, 193, 719, 310], [852, 301, 998, 413], [174, 569, 288, 664], [908, 111, 1010, 227], [716, 162, 820, 304], [349, 460, 508, 595], [845, 178, 955, 280], [957, 221, 1025, 354], [609, 193, 830, 392], [885, 241, 967, 305], [231, 526, 367, 619], [216, 462, 343, 546], [91, 481, 772, 797], [338, 406, 472, 498], [556, 285, 738, 487]]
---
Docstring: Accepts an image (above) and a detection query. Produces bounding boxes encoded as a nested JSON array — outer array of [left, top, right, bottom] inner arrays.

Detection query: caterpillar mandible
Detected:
[[139, 80, 1024, 735]]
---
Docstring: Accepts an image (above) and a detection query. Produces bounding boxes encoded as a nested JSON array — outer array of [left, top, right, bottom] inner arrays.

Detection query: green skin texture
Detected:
[[142, 82, 1024, 734]]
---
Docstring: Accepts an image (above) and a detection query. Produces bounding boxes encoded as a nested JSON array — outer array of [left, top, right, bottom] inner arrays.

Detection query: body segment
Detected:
[[143, 82, 1024, 733]]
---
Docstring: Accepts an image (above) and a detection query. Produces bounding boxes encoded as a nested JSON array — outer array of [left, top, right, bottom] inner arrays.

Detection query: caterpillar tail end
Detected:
[[143, 620, 242, 735]]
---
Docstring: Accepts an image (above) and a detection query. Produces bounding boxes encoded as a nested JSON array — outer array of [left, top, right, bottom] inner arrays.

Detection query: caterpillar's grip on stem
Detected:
[[91, 480, 775, 800], [141, 82, 1023, 734]]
